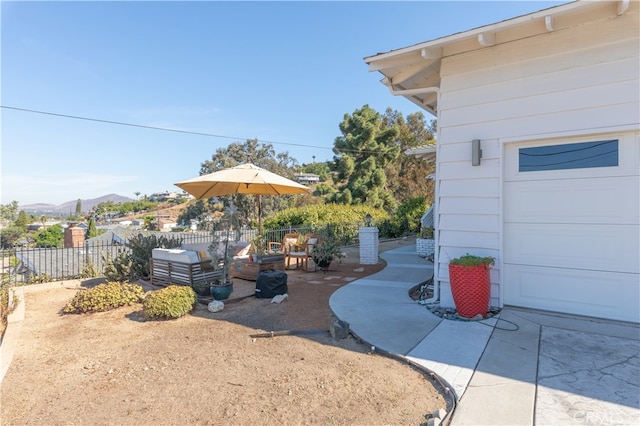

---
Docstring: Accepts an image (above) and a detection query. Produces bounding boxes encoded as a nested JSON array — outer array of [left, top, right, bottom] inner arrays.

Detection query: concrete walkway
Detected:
[[329, 244, 640, 425]]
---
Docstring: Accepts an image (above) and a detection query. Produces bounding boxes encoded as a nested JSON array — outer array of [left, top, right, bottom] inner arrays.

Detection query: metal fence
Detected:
[[3, 223, 361, 285]]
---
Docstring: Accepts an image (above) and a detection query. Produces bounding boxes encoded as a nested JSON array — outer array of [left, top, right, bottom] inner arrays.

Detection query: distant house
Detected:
[[366, 0, 639, 323], [294, 173, 320, 185], [149, 191, 179, 202], [26, 221, 62, 232], [157, 218, 178, 232]]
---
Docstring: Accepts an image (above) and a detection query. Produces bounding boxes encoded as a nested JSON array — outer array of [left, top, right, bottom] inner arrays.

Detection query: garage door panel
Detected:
[[503, 135, 639, 323], [504, 223, 639, 273], [504, 176, 639, 224], [503, 265, 640, 323]]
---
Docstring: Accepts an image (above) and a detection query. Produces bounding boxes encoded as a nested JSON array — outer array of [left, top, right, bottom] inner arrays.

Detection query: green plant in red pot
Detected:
[[448, 254, 495, 318]]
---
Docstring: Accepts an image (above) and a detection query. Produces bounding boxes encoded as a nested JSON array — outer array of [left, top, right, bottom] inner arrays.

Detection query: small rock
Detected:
[[471, 314, 483, 321], [208, 300, 224, 312]]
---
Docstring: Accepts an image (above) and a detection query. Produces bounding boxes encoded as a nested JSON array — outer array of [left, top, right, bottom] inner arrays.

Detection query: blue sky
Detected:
[[1, 1, 566, 206]]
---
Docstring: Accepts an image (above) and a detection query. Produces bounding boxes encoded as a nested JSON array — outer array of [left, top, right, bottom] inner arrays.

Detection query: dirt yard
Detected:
[[1, 239, 447, 425]]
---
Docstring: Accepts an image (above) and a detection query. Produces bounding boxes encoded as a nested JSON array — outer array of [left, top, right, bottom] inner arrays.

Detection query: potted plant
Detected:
[[311, 240, 345, 272], [250, 234, 266, 263], [448, 254, 495, 318], [416, 226, 435, 258], [207, 220, 234, 300]]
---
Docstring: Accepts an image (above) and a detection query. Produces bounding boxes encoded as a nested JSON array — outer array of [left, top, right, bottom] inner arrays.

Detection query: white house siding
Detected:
[[434, 6, 640, 314]]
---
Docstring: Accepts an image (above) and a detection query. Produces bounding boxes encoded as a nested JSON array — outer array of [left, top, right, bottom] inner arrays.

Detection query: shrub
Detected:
[[1, 283, 20, 332], [375, 198, 430, 239], [63, 281, 144, 314], [126, 234, 183, 279], [394, 196, 428, 234], [418, 227, 434, 239], [103, 251, 136, 282], [142, 285, 196, 320], [101, 234, 183, 282], [264, 204, 390, 244], [377, 218, 405, 238]]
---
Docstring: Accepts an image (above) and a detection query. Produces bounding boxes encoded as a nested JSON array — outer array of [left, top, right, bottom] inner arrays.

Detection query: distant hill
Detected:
[[21, 194, 134, 215]]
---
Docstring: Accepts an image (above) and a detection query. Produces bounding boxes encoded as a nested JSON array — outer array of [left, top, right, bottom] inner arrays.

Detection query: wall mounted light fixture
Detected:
[[472, 139, 482, 166]]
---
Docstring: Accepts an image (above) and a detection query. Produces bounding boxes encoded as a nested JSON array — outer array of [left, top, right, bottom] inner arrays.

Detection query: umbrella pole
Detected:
[[257, 195, 262, 235]]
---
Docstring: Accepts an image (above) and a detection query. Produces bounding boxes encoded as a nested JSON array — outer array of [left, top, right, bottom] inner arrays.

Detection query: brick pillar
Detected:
[[64, 225, 85, 248], [359, 226, 379, 265]]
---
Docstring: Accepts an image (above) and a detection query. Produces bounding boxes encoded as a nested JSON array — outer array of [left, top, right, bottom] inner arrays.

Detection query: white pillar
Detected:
[[359, 227, 379, 265]]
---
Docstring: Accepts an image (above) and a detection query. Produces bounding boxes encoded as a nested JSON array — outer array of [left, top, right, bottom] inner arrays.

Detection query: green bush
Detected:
[[376, 197, 429, 238], [264, 204, 390, 244], [63, 281, 144, 314], [142, 285, 196, 320], [394, 196, 428, 233], [377, 218, 405, 238]]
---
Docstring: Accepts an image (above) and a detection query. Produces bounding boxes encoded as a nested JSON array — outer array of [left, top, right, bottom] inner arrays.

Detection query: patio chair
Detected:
[[285, 233, 322, 271], [267, 233, 300, 255]]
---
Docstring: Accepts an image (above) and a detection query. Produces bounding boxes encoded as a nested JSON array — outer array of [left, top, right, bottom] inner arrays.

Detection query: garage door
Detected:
[[503, 136, 640, 323]]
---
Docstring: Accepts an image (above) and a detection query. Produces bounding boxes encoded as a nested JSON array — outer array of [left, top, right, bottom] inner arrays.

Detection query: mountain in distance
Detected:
[[21, 194, 134, 214]]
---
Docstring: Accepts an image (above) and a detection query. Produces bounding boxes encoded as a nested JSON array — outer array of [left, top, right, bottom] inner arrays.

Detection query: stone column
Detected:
[[359, 226, 379, 265]]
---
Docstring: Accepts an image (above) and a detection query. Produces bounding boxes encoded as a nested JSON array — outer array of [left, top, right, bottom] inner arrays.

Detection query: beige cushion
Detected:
[[284, 237, 298, 246]]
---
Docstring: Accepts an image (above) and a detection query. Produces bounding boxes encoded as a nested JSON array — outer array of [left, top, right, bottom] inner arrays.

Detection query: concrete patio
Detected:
[[330, 244, 640, 425]]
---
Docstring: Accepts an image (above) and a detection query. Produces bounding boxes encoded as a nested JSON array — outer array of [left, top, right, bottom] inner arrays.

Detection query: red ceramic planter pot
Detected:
[[448, 264, 491, 318]]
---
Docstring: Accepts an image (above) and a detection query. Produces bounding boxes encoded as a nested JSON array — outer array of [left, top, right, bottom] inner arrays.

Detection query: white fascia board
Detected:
[[364, 1, 587, 65], [405, 145, 437, 159]]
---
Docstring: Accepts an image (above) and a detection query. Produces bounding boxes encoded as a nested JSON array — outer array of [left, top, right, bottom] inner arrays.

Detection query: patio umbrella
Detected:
[[174, 163, 310, 233]]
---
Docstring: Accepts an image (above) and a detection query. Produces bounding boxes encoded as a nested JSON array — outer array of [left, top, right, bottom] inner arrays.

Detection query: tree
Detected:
[[329, 105, 400, 211], [1, 226, 24, 248], [86, 217, 100, 238], [93, 201, 117, 221], [199, 138, 301, 229], [75, 199, 82, 216], [142, 215, 157, 231], [0, 201, 19, 225], [14, 210, 30, 230], [382, 109, 437, 206], [33, 224, 63, 248], [302, 161, 330, 181]]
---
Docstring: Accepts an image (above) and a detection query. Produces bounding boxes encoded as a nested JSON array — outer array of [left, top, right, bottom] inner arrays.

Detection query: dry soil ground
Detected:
[[1, 239, 447, 425]]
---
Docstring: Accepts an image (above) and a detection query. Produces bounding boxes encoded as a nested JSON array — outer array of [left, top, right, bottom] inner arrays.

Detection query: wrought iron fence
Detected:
[[3, 223, 362, 285]]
